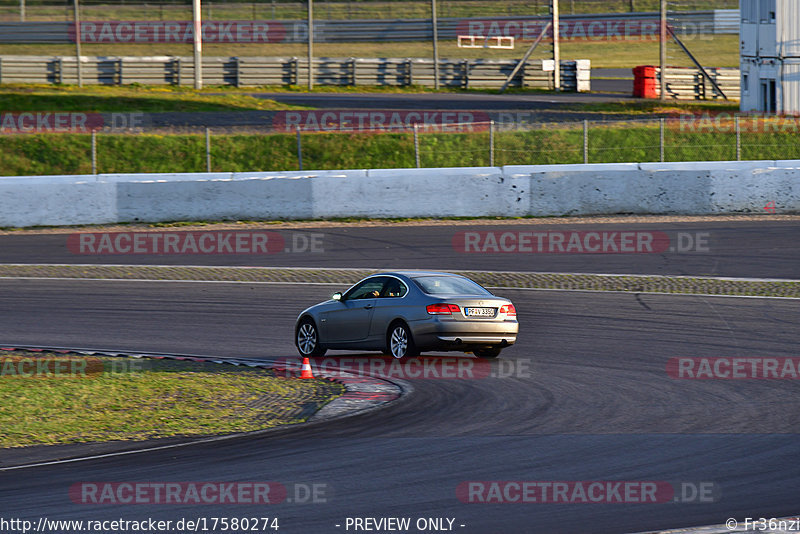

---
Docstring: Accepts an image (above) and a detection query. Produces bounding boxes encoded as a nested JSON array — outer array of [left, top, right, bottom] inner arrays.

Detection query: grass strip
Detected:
[[0, 264, 797, 298], [0, 85, 308, 113], [0, 35, 740, 69], [2, 125, 798, 176], [1, 1, 738, 22], [0, 351, 344, 448]]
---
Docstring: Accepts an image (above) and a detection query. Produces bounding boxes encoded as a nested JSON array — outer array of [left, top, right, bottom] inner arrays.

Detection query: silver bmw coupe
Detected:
[[294, 271, 518, 360]]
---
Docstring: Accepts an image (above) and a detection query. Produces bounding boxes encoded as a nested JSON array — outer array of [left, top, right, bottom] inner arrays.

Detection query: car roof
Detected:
[[376, 271, 465, 278]]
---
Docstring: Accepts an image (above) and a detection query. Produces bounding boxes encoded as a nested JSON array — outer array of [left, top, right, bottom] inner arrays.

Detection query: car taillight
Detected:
[[427, 303, 461, 315], [500, 304, 517, 316]]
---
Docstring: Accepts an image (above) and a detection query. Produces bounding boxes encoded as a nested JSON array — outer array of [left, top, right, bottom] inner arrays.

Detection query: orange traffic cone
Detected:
[[300, 357, 315, 379]]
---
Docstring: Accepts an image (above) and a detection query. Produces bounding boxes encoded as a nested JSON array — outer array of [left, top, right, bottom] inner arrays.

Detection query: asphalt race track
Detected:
[[0, 282, 799, 532], [249, 90, 638, 110], [0, 219, 799, 533], [1, 220, 799, 279]]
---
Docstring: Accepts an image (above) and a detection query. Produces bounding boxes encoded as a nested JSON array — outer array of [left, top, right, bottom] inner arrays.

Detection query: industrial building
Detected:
[[739, 0, 800, 114]]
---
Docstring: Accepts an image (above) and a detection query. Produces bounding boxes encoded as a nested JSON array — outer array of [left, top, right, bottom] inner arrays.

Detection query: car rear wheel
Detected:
[[474, 347, 502, 359], [388, 322, 418, 360], [296, 319, 327, 358]]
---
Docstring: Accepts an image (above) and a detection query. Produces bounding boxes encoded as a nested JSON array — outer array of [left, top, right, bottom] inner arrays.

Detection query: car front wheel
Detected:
[[296, 319, 327, 358], [387, 322, 419, 360]]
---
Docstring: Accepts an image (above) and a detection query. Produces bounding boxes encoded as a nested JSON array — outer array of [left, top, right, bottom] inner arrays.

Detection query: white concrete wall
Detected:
[[0, 160, 798, 227]]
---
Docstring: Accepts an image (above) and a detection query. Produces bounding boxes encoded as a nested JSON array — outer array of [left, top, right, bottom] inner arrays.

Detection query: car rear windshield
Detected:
[[412, 276, 492, 296]]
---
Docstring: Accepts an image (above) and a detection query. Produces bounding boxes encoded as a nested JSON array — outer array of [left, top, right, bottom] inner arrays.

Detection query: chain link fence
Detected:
[[2, 115, 798, 176]]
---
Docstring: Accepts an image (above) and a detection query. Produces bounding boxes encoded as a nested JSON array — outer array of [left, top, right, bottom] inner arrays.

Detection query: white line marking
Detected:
[[0, 277, 795, 299], [0, 276, 341, 286], [486, 287, 800, 300], [0, 264, 798, 283]]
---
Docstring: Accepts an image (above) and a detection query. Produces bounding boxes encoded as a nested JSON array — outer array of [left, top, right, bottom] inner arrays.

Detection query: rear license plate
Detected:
[[465, 307, 495, 317]]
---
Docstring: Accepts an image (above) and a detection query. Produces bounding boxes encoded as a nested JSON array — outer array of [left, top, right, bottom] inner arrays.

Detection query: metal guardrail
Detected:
[[0, 10, 740, 44], [662, 66, 740, 100], [0, 55, 590, 90]]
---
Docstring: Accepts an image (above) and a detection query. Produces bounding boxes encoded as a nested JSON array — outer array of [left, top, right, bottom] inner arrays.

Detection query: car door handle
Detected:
[[364, 304, 374, 309]]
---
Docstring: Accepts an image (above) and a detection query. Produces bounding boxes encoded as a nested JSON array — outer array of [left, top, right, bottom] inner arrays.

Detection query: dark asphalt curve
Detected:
[[1, 279, 799, 533], [2, 220, 799, 279], [249, 90, 638, 110]]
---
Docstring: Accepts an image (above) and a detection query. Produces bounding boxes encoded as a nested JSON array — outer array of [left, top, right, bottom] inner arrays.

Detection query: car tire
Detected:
[[474, 347, 502, 359], [296, 318, 327, 358], [387, 322, 419, 361]]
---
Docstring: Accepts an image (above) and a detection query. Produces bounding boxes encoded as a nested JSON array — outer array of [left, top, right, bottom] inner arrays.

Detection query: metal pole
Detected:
[[582, 119, 588, 164], [91, 130, 96, 174], [431, 0, 439, 90], [667, 26, 728, 100], [499, 21, 551, 93], [659, 0, 666, 101], [307, 0, 314, 90], [193, 0, 203, 90], [296, 127, 303, 170], [659, 117, 665, 162], [735, 115, 741, 161], [20, 0, 24, 22], [414, 124, 420, 168], [489, 120, 495, 167], [73, 0, 82, 87], [552, 0, 560, 91], [205, 127, 211, 172]]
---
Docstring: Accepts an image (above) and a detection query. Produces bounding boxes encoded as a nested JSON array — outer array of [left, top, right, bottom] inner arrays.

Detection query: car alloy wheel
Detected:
[[388, 323, 418, 360], [296, 319, 326, 357]]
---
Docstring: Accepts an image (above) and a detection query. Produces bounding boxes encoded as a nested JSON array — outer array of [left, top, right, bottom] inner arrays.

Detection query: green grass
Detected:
[[0, 34, 739, 69], [2, 120, 799, 176], [0, 1, 739, 22], [0, 84, 309, 113], [0, 351, 344, 448]]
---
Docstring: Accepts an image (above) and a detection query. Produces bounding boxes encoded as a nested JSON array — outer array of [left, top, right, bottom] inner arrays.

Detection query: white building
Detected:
[[740, 0, 800, 114]]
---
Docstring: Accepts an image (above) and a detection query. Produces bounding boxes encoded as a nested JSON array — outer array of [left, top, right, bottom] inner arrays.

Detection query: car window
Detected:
[[344, 277, 387, 300], [412, 275, 492, 296], [380, 278, 408, 298]]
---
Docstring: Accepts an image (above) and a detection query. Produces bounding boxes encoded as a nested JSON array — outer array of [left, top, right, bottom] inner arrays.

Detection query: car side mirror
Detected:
[[332, 292, 343, 301]]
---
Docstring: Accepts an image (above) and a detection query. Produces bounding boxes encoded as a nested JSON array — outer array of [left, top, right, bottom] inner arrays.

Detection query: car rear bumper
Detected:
[[436, 335, 516, 345], [411, 319, 518, 350]]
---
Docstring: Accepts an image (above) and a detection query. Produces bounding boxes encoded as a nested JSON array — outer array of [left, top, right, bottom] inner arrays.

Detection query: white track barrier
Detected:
[[1, 160, 798, 227]]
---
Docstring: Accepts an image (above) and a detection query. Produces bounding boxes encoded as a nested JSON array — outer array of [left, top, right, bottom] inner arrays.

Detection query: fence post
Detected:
[[74, 0, 83, 87], [431, 0, 439, 90], [659, 117, 665, 162], [489, 120, 495, 167], [735, 115, 741, 161], [91, 129, 97, 174], [296, 126, 303, 171], [205, 127, 211, 172], [414, 124, 420, 168], [582, 119, 588, 164]]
